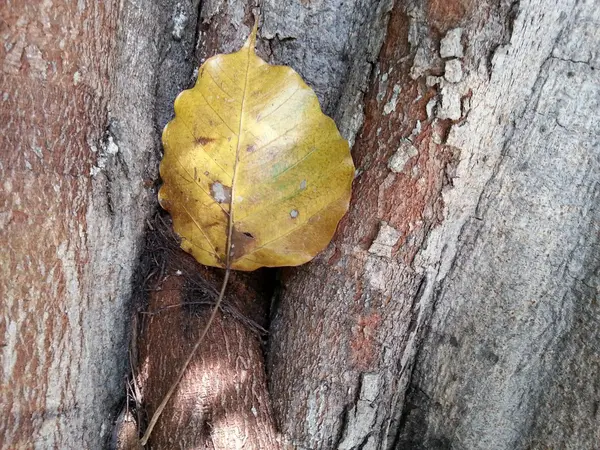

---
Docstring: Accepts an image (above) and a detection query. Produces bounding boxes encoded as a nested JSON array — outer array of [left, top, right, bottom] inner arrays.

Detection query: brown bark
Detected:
[[268, 0, 600, 449], [1, 1, 122, 447], [134, 218, 282, 449], [268, 1, 464, 445], [128, 3, 285, 447], [2, 0, 161, 447]]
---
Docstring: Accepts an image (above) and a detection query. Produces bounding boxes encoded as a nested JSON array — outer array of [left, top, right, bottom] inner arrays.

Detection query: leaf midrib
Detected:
[[226, 40, 252, 268]]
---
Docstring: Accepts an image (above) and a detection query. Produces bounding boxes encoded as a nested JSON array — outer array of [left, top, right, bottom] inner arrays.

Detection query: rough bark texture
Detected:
[[399, 1, 600, 448], [2, 0, 598, 448], [1, 1, 139, 447], [130, 3, 285, 448], [2, 0, 163, 447], [268, 0, 600, 449], [133, 218, 281, 449]]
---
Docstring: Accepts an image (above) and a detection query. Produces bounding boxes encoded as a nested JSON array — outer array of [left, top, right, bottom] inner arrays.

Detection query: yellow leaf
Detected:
[[159, 23, 355, 271]]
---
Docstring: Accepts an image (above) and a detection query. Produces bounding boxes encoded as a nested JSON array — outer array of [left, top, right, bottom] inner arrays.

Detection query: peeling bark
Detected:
[[269, 0, 599, 449], [399, 1, 600, 448]]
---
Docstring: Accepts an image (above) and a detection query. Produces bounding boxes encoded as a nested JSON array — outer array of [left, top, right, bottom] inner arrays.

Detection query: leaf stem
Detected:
[[139, 267, 231, 447]]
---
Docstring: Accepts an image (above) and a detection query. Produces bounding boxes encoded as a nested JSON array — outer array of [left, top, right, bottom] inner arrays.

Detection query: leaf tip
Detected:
[[244, 15, 259, 51]]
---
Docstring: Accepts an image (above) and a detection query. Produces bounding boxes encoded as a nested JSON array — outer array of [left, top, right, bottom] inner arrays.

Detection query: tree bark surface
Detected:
[[399, 1, 600, 448], [133, 1, 395, 448], [2, 0, 598, 449], [1, 0, 161, 447], [268, 0, 600, 449]]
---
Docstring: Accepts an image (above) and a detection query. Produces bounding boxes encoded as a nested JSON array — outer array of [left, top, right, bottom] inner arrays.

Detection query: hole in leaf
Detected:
[[210, 181, 231, 203]]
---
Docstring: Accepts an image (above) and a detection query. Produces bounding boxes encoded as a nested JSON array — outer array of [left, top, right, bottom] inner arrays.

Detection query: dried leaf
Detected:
[[159, 24, 354, 270]]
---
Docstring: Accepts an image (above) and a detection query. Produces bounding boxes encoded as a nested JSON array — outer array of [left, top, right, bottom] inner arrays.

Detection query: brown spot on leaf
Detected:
[[195, 136, 214, 146], [246, 144, 256, 153], [230, 226, 257, 260]]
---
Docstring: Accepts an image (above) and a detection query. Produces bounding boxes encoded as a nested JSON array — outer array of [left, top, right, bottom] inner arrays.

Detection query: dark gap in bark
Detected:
[[179, 270, 272, 338], [132, 211, 275, 335], [112, 209, 164, 445], [192, 0, 204, 61], [154, 0, 203, 133]]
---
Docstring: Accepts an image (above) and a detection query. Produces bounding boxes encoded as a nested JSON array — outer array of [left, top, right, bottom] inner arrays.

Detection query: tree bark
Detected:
[[2, 0, 176, 447], [0, 1, 147, 447], [2, 0, 598, 449], [268, 0, 600, 449], [131, 215, 282, 449]]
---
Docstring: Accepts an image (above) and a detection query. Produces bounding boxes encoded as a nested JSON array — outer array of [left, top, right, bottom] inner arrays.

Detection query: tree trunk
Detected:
[[268, 0, 600, 449], [2, 0, 598, 449], [1, 1, 157, 447]]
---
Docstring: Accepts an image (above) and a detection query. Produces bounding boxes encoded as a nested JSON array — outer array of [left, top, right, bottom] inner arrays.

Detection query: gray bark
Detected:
[[1, 0, 183, 447], [399, 1, 600, 448]]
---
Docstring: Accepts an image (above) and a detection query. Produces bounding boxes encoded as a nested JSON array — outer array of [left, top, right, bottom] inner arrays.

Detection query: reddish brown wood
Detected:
[[266, 1, 480, 446], [134, 221, 282, 448], [1, 1, 120, 447]]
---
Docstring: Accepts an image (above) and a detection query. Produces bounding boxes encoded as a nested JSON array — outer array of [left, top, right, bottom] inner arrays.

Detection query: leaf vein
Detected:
[[198, 88, 238, 136], [213, 59, 240, 90], [175, 157, 230, 217], [180, 202, 223, 264], [239, 193, 346, 259], [272, 141, 321, 180], [241, 123, 301, 161], [176, 120, 234, 178], [179, 114, 230, 143], [206, 68, 240, 102], [255, 85, 301, 123], [183, 238, 221, 259]]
